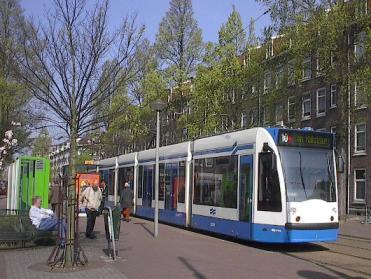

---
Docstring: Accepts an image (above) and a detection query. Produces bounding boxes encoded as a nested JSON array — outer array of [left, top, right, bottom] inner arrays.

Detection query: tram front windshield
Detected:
[[279, 147, 336, 202]]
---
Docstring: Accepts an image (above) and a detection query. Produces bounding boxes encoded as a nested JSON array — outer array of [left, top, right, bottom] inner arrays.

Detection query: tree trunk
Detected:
[[65, 116, 78, 267]]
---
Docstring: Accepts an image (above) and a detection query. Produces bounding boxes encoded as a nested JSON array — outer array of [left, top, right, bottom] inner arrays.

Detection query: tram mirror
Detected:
[[337, 155, 344, 173]]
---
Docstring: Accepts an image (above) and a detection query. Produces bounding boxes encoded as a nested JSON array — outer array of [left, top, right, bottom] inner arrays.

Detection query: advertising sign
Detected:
[[76, 173, 100, 211]]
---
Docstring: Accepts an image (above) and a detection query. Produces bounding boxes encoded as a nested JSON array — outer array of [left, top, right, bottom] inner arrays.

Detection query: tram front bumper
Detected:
[[285, 222, 339, 243]]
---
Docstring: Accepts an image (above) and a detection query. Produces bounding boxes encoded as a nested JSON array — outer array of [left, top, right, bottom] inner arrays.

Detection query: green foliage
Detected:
[[32, 128, 52, 158], [218, 5, 246, 56], [188, 7, 263, 138], [101, 70, 168, 156], [155, 0, 203, 81]]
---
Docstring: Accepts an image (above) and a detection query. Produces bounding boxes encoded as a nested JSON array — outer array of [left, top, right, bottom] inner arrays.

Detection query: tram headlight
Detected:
[[295, 216, 301, 222]]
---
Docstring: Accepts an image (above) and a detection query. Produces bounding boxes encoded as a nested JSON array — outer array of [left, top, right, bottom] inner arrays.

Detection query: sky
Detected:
[[19, 0, 271, 141], [20, 0, 272, 43]]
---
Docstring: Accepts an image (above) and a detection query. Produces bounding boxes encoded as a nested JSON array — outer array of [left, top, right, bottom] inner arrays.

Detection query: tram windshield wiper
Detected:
[[299, 152, 308, 198]]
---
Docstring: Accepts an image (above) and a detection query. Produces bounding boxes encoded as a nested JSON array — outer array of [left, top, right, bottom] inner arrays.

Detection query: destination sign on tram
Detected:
[[278, 129, 333, 149]]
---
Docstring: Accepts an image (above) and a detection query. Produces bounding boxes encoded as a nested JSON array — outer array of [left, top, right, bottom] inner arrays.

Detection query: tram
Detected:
[[96, 127, 339, 243]]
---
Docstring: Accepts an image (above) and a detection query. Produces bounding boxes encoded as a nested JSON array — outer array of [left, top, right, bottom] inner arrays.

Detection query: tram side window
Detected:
[[194, 156, 238, 208], [159, 164, 165, 201], [177, 162, 186, 203], [110, 170, 116, 196], [138, 166, 143, 198], [258, 152, 282, 212]]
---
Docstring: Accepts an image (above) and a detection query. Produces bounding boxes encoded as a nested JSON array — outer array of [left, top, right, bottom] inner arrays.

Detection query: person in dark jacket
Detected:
[[98, 180, 108, 215], [120, 182, 133, 222]]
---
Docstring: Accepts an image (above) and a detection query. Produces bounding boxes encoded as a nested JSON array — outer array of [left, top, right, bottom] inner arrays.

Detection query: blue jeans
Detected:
[[38, 218, 66, 244]]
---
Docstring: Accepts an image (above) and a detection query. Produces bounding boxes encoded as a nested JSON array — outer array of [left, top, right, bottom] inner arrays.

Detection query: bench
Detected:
[[0, 212, 56, 249]]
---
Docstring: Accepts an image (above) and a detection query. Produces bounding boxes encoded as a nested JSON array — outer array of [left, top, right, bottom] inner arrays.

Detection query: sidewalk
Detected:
[[0, 216, 358, 279], [340, 219, 371, 240]]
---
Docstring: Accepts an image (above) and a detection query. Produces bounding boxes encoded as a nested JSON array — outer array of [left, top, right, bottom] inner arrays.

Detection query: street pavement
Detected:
[[0, 195, 370, 279]]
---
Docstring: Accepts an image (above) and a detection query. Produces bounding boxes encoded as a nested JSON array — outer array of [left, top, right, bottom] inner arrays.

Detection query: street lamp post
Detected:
[[150, 99, 167, 238]]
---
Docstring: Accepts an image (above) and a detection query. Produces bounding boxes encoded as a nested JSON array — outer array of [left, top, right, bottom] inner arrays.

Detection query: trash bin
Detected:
[[111, 206, 121, 240], [103, 206, 121, 241]]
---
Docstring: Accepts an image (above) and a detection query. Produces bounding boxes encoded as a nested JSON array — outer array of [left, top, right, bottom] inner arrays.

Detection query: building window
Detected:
[[354, 169, 366, 202], [251, 85, 257, 96], [251, 109, 258, 126], [262, 106, 268, 125], [288, 60, 295, 86], [266, 42, 273, 59], [354, 82, 366, 108], [302, 94, 311, 120], [275, 65, 284, 88], [275, 103, 283, 124], [288, 96, 296, 123], [302, 57, 312, 80], [316, 51, 324, 76], [264, 71, 272, 94], [355, 123, 366, 153], [355, 0, 368, 16], [316, 88, 326, 117], [330, 84, 337, 108], [330, 126, 336, 134], [354, 32, 366, 61]]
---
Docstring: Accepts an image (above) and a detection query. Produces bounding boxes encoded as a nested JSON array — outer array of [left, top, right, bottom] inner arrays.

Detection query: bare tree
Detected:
[[14, 0, 145, 267]]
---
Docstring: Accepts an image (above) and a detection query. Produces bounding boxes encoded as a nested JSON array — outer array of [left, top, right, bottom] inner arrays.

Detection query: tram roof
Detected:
[[193, 128, 259, 158]]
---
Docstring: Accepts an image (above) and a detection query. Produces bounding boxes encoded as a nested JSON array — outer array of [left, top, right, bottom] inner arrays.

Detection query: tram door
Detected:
[[142, 166, 153, 207], [239, 155, 253, 223]]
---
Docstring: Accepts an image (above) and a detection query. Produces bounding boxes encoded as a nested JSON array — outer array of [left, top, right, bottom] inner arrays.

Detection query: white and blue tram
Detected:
[[96, 127, 339, 243]]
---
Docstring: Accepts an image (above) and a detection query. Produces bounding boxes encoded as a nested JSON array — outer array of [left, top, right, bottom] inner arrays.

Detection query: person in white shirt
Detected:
[[80, 184, 102, 239], [29, 196, 66, 245]]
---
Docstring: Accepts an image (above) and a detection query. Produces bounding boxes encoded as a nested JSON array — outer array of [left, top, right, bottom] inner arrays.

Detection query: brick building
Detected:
[[235, 0, 371, 217]]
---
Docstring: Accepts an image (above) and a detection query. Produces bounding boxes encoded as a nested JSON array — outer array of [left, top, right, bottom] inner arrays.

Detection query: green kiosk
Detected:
[[7, 156, 51, 211]]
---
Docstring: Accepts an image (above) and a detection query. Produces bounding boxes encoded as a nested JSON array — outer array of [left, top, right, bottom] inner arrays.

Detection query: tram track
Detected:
[[283, 236, 371, 278]]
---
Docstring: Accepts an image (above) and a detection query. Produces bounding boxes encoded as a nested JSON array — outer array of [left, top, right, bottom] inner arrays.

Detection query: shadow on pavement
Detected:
[[134, 222, 154, 237], [297, 270, 364, 279], [178, 256, 207, 279], [190, 228, 329, 254], [241, 241, 330, 253], [297, 270, 339, 279]]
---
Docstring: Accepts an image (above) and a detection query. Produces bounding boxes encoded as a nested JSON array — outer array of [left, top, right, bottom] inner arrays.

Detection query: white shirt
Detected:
[[29, 206, 54, 228], [80, 187, 102, 210]]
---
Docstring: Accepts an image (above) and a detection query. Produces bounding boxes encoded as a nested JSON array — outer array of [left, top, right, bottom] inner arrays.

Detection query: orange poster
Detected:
[[76, 173, 100, 198]]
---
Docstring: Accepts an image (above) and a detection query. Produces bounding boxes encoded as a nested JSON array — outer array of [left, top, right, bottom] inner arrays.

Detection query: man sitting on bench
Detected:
[[29, 196, 66, 245]]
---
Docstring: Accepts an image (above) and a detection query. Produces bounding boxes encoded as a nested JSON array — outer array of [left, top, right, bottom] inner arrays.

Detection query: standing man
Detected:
[[80, 184, 102, 239], [120, 182, 133, 222]]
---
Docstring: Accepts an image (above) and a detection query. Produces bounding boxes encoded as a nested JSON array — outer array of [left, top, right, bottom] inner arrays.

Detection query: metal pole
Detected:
[[114, 157, 119, 206], [154, 110, 160, 238]]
